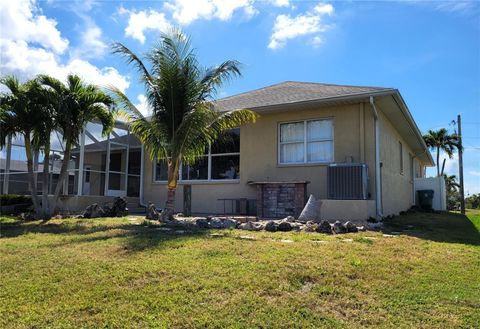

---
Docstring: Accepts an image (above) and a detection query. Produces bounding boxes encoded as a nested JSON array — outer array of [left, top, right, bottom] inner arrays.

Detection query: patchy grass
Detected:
[[0, 212, 479, 328]]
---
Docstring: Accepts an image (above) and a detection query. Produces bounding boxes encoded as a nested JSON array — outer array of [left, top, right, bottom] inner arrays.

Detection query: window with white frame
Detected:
[[154, 129, 240, 182], [279, 119, 333, 164]]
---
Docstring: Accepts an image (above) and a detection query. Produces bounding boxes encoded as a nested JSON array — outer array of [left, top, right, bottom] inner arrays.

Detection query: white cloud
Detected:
[[71, 23, 108, 59], [268, 0, 290, 7], [0, 0, 129, 92], [432, 1, 476, 14], [470, 170, 480, 177], [442, 153, 458, 174], [406, 0, 478, 16], [0, 39, 129, 92], [310, 36, 323, 47], [134, 94, 152, 117], [164, 0, 257, 25], [119, 7, 171, 44], [268, 3, 334, 49], [0, 0, 69, 54]]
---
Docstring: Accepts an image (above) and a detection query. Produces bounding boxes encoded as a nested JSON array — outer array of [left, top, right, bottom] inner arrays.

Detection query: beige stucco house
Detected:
[[143, 82, 434, 220], [2, 81, 433, 220]]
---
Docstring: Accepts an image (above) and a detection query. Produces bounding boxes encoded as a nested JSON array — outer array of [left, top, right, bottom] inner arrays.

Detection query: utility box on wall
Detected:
[[327, 163, 368, 200]]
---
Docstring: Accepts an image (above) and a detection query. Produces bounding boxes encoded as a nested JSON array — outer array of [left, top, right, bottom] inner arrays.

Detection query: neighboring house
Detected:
[[0, 81, 434, 220]]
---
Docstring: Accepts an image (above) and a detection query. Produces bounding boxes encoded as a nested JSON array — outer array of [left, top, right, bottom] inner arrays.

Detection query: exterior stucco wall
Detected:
[[143, 103, 378, 216], [320, 199, 376, 223], [378, 108, 418, 216]]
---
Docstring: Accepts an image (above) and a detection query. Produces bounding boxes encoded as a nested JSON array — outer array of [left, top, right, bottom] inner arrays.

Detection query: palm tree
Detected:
[[37, 74, 115, 216], [443, 174, 460, 193], [110, 30, 257, 220], [423, 128, 460, 177], [0, 76, 53, 217]]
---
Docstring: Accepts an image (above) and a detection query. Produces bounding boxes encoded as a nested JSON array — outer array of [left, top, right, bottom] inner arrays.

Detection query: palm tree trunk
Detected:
[[162, 188, 176, 220], [24, 135, 41, 217], [161, 160, 179, 221], [41, 142, 51, 220], [436, 146, 440, 177], [51, 136, 72, 215]]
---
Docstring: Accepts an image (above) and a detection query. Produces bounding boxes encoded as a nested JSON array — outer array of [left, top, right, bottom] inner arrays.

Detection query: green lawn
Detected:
[[1, 211, 479, 328]]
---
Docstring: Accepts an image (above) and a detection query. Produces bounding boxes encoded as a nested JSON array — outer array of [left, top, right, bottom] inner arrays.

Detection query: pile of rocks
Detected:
[[79, 197, 129, 218], [146, 202, 161, 220], [236, 218, 366, 234], [144, 203, 378, 233]]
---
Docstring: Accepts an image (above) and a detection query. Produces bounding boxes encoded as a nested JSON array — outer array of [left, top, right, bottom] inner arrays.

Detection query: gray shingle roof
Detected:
[[214, 81, 392, 112]]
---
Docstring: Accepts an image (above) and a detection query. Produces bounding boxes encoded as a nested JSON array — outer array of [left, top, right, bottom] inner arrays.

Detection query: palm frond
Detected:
[[112, 42, 155, 86], [200, 60, 242, 99], [108, 86, 145, 119]]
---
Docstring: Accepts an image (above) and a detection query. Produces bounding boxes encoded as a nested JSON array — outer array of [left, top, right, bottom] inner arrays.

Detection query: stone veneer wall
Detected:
[[255, 182, 307, 219]]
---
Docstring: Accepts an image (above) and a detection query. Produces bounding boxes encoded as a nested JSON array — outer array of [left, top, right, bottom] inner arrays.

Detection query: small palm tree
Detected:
[[443, 174, 460, 193], [111, 30, 257, 220], [0, 76, 53, 217], [37, 74, 115, 215], [423, 128, 460, 177]]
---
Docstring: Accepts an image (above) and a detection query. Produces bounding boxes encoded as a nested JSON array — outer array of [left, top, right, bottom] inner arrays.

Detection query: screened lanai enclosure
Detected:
[[0, 120, 144, 211]]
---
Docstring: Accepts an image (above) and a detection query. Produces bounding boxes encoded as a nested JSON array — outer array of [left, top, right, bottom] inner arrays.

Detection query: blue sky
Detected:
[[0, 0, 479, 194]]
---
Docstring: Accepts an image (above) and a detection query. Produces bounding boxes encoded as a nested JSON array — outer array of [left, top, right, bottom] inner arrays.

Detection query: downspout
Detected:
[[369, 96, 383, 219]]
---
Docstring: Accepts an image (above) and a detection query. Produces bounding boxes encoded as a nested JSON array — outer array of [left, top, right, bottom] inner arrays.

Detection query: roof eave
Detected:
[[215, 89, 397, 113]]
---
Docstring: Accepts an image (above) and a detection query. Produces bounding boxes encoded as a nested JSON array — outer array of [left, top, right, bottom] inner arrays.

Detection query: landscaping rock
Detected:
[[290, 222, 304, 231], [82, 203, 105, 219], [332, 221, 347, 234], [209, 217, 237, 229], [265, 221, 278, 232], [222, 217, 238, 229], [284, 216, 295, 222], [344, 221, 359, 233], [316, 220, 333, 234], [209, 217, 224, 229], [208, 233, 224, 237], [238, 235, 256, 240], [303, 222, 317, 232], [195, 217, 209, 228], [239, 221, 263, 231], [146, 202, 161, 220], [277, 221, 293, 232], [105, 197, 128, 217]]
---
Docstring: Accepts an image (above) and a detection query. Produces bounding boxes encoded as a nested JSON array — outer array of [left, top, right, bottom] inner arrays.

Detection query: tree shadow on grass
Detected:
[[0, 220, 119, 238], [382, 211, 480, 246], [0, 218, 210, 252], [61, 223, 209, 252]]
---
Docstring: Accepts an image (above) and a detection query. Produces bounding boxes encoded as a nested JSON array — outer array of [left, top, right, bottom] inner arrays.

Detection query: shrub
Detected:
[[465, 193, 480, 209], [0, 194, 32, 206]]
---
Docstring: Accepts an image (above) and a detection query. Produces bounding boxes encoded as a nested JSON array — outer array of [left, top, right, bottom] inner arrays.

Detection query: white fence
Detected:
[[414, 177, 446, 211]]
